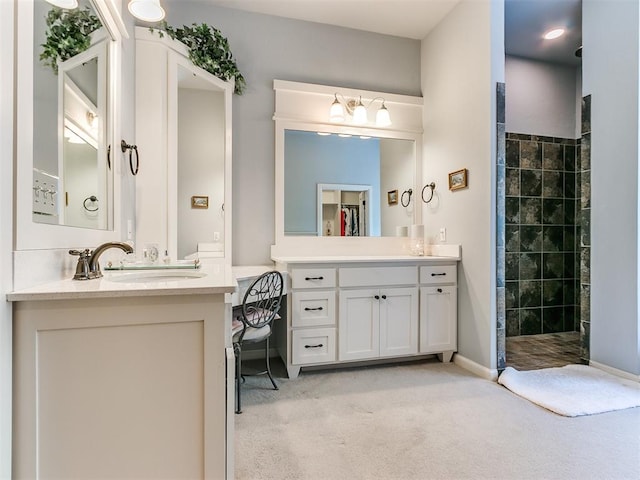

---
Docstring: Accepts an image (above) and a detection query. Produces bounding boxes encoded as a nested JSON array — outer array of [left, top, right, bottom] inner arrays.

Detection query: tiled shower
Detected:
[[504, 134, 580, 337]]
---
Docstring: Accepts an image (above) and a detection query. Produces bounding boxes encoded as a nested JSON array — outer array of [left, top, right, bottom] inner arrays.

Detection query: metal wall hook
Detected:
[[121, 140, 140, 176], [401, 188, 413, 207], [421, 182, 436, 203], [83, 195, 99, 212]]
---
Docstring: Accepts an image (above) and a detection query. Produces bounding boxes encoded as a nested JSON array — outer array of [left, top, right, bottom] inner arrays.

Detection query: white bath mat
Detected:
[[498, 364, 640, 417]]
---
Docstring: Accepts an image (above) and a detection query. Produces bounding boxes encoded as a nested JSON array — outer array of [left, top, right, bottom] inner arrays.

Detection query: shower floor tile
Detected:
[[506, 331, 582, 370]]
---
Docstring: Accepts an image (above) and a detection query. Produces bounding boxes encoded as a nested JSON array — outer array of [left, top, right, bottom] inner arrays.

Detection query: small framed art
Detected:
[[191, 195, 209, 209], [448, 169, 468, 191], [387, 189, 398, 205]]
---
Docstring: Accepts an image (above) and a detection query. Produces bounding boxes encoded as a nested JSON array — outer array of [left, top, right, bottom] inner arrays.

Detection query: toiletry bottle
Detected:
[[163, 250, 171, 265]]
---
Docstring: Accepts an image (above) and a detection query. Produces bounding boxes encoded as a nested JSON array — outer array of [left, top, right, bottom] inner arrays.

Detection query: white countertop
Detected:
[[7, 263, 238, 302], [271, 254, 460, 264]]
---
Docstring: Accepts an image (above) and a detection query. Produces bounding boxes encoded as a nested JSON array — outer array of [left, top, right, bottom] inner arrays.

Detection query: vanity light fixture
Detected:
[[543, 28, 565, 40], [45, 0, 79, 9], [128, 0, 165, 22], [329, 93, 392, 127]]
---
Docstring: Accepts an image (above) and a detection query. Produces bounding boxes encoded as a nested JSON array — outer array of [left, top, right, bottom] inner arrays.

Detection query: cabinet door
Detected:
[[420, 286, 457, 354], [379, 287, 419, 357], [339, 289, 379, 361]]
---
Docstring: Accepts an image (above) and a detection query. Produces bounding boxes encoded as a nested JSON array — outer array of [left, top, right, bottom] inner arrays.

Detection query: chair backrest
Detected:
[[241, 271, 284, 329]]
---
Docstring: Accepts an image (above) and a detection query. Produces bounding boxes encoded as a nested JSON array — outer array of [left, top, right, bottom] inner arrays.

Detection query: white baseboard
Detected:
[[453, 354, 499, 381], [589, 360, 640, 383]]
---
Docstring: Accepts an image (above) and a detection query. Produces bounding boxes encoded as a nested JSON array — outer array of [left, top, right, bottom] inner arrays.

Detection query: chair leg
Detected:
[[265, 337, 278, 391], [235, 344, 242, 414]]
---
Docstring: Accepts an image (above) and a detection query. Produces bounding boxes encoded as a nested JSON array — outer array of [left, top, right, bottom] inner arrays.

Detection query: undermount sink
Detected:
[[106, 271, 207, 283]]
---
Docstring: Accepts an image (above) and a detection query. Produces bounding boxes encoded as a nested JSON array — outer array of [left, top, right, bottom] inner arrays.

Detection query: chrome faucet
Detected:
[[69, 242, 134, 280]]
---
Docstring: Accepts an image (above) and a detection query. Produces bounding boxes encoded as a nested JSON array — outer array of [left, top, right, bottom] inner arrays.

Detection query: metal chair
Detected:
[[232, 270, 284, 414]]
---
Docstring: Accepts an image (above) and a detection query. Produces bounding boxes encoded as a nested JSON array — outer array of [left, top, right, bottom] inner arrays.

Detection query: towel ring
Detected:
[[421, 182, 436, 203], [400, 189, 413, 207], [83, 195, 99, 212], [121, 140, 140, 176]]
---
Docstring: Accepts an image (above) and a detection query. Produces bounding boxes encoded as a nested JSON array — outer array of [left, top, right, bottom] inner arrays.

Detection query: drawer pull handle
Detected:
[[304, 343, 324, 349], [304, 307, 324, 311], [305, 276, 324, 281], [431, 272, 447, 276], [437, 288, 443, 293]]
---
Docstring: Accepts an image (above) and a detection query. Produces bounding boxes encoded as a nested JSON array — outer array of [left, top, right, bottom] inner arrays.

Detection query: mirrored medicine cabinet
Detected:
[[16, 0, 127, 250]]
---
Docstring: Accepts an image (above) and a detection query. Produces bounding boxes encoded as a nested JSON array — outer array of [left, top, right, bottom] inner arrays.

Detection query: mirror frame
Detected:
[[274, 80, 424, 248], [16, 0, 127, 250]]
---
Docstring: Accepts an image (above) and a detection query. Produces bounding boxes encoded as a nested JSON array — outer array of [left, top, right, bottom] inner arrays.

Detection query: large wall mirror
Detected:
[[273, 80, 424, 249], [16, 0, 127, 250], [33, 0, 109, 229], [285, 130, 415, 237]]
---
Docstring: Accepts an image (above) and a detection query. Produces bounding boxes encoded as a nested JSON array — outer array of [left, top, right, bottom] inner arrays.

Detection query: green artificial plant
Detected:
[[151, 22, 246, 95], [40, 6, 102, 74]]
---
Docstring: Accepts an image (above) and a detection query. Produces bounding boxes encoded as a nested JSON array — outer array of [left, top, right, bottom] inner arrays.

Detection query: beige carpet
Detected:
[[235, 359, 640, 480]]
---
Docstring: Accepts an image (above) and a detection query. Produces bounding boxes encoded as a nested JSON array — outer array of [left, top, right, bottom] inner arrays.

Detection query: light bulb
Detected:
[[376, 102, 392, 127], [329, 95, 345, 123], [352, 97, 367, 125], [45, 0, 79, 9], [128, 0, 165, 22]]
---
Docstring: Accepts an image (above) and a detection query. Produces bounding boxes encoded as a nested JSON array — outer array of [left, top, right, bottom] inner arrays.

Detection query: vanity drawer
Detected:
[[292, 290, 336, 327], [420, 265, 457, 284], [292, 328, 336, 365], [338, 266, 417, 287], [291, 268, 336, 289]]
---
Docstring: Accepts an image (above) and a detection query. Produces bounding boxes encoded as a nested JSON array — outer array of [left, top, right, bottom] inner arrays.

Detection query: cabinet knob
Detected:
[[304, 307, 323, 311], [374, 295, 380, 300], [437, 288, 443, 293], [381, 295, 387, 299]]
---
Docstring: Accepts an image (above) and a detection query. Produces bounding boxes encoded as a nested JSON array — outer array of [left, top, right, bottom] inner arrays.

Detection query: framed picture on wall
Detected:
[[191, 195, 209, 209], [448, 169, 468, 191], [387, 189, 398, 205]]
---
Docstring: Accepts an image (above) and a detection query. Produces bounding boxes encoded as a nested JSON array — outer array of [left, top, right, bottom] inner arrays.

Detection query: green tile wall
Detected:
[[505, 133, 580, 337]]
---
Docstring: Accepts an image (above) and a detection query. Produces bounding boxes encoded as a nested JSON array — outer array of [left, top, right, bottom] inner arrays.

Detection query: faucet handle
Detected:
[[69, 249, 93, 280]]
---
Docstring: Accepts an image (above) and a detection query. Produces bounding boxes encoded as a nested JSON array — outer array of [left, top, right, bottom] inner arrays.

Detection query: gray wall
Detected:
[[163, 0, 421, 265], [505, 55, 580, 139], [583, 0, 639, 376]]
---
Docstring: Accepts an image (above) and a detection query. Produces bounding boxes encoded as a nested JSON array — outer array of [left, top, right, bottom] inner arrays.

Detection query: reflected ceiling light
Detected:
[[338, 133, 352, 138], [543, 28, 565, 40], [45, 0, 79, 8], [329, 93, 392, 127], [359, 136, 371, 139], [317, 132, 331, 136], [128, 0, 165, 22]]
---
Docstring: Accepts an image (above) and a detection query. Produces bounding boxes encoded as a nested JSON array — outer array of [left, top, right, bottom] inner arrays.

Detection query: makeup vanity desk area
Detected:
[[272, 250, 461, 379]]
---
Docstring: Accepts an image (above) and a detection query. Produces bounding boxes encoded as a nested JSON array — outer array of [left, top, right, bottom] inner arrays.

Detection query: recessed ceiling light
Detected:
[[543, 28, 565, 40]]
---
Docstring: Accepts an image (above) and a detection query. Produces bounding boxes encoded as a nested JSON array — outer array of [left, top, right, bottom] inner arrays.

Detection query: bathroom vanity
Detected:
[[273, 252, 459, 379], [9, 265, 237, 480]]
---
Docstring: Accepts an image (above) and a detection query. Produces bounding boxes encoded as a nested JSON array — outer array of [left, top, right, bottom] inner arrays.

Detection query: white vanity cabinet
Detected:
[[134, 27, 232, 262], [289, 268, 337, 368], [338, 266, 418, 361], [277, 257, 458, 379], [9, 268, 237, 480], [419, 265, 457, 361]]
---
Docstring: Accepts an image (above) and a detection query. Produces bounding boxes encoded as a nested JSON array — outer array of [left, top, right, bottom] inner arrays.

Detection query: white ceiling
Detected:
[[205, 0, 582, 66]]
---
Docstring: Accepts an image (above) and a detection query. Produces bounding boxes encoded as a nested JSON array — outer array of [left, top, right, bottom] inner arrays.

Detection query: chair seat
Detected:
[[233, 324, 271, 343]]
